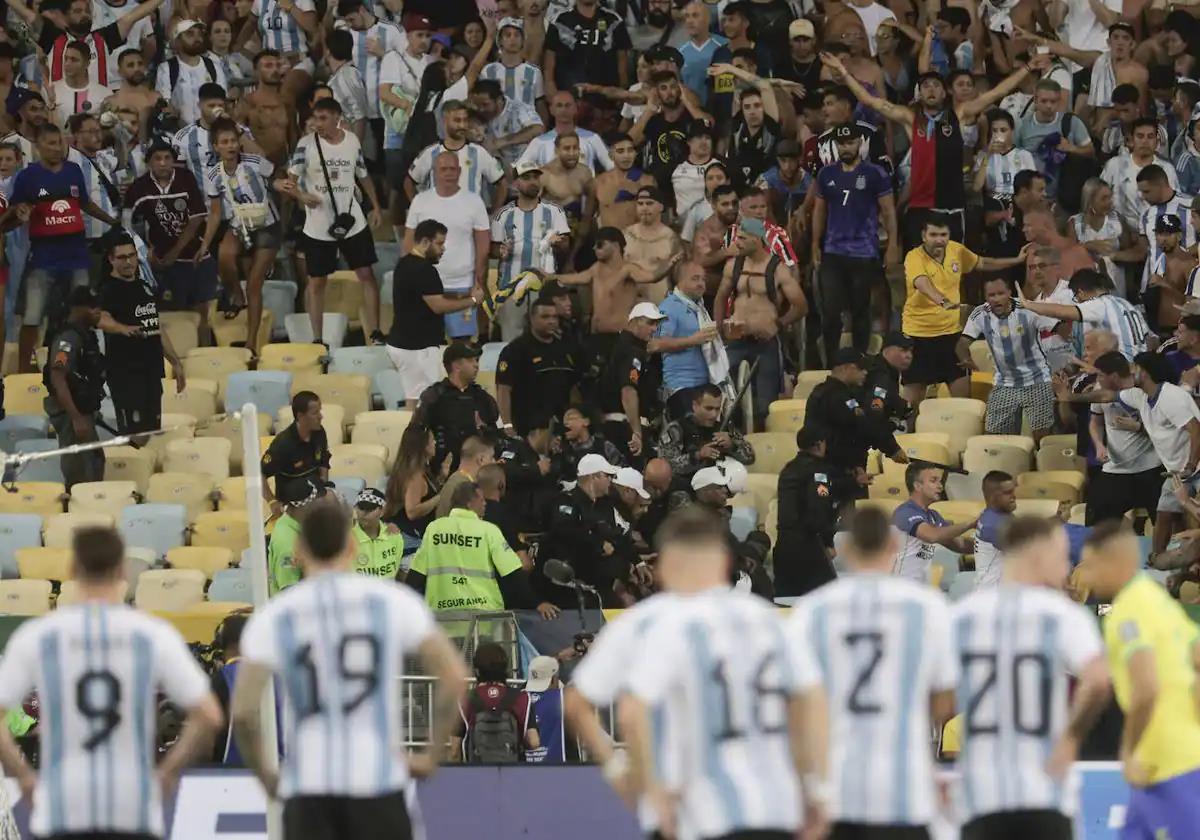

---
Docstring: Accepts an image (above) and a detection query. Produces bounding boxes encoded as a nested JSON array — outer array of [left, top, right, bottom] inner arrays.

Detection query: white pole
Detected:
[[239, 403, 283, 840]]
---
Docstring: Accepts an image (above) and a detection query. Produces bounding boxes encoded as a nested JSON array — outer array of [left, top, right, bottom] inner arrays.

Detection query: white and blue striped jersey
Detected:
[[982, 147, 1036, 201], [253, 0, 317, 55], [972, 507, 1008, 589], [626, 588, 817, 840], [962, 304, 1050, 388], [204, 154, 279, 226], [492, 200, 570, 282], [67, 146, 118, 240], [787, 574, 957, 826], [481, 61, 545, 110], [1138, 192, 1195, 292], [950, 585, 1103, 821], [172, 123, 216, 191], [342, 20, 406, 119], [1100, 153, 1179, 230], [154, 57, 228, 127], [0, 604, 210, 837], [408, 141, 504, 198], [891, 500, 948, 583], [239, 572, 437, 798], [482, 96, 544, 170], [1074, 294, 1150, 361], [516, 128, 613, 173]]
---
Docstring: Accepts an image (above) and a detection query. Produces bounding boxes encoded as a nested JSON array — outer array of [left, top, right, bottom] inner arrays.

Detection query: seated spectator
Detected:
[[438, 436, 497, 518], [417, 342, 501, 470], [351, 488, 406, 580], [451, 642, 540, 763], [554, 405, 625, 480], [659, 384, 754, 489], [262, 391, 330, 517], [383, 421, 444, 551], [496, 424, 558, 532]]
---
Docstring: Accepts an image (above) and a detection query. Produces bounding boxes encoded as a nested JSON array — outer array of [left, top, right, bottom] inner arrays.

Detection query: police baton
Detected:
[[719, 358, 759, 433]]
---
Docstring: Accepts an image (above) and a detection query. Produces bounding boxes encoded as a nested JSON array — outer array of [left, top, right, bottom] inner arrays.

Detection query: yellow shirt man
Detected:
[[903, 240, 979, 338]]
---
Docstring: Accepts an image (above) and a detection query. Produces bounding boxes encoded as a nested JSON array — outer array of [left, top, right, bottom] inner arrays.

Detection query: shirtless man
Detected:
[[692, 183, 740, 298], [1149, 214, 1196, 334], [592, 133, 656, 230], [103, 50, 162, 140], [714, 217, 808, 424], [237, 49, 296, 166], [539, 131, 593, 259], [623, 186, 683, 304], [1023, 207, 1095, 283]]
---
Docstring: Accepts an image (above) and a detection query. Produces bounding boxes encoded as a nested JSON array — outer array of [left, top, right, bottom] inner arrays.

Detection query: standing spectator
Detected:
[[845, 0, 897, 55], [451, 642, 539, 763], [542, 0, 630, 97], [336, 0, 404, 157], [1136, 165, 1194, 321], [406, 100, 506, 208], [516, 91, 614, 174], [42, 288, 105, 488], [404, 153, 490, 341], [155, 20, 226, 125], [656, 261, 722, 417], [756, 141, 809, 228], [323, 30, 368, 141], [417, 344, 500, 469], [804, 84, 891, 177], [671, 123, 719, 220], [629, 72, 694, 196], [1020, 268, 1151, 361], [470, 80, 544, 173], [1022, 207, 1097, 284], [208, 20, 253, 96], [1014, 79, 1095, 202], [481, 18, 547, 117], [261, 392, 330, 515], [678, 2, 728, 107], [245, 0, 318, 93], [49, 42, 111, 128], [1101, 118, 1179, 231], [378, 14, 432, 236], [975, 110, 1037, 212], [172, 83, 229, 190], [65, 113, 120, 277], [689, 184, 741, 293], [722, 66, 781, 189], [623, 187, 683, 304], [496, 297, 582, 436]]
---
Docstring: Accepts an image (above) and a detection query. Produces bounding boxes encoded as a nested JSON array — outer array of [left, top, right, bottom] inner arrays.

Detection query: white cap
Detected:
[[498, 16, 524, 31], [525, 655, 559, 691], [514, 160, 542, 177], [577, 453, 618, 477], [717, 458, 747, 494], [691, 465, 731, 491], [172, 19, 203, 39], [628, 302, 666, 322], [614, 467, 650, 500]]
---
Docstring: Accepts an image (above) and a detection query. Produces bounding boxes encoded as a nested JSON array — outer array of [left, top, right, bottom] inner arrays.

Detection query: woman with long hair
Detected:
[[383, 421, 443, 547], [1068, 177, 1134, 295]]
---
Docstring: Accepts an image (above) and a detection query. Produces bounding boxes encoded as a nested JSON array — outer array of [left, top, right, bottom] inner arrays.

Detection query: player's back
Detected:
[[626, 588, 810, 840], [0, 603, 209, 837], [787, 573, 956, 826], [239, 571, 436, 799], [951, 583, 1103, 820]]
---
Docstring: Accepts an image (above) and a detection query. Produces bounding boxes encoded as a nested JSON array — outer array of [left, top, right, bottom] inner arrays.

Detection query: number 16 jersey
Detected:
[[0, 604, 210, 838]]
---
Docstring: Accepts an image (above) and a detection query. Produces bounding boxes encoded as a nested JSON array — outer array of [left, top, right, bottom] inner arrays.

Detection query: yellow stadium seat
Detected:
[[962, 442, 1031, 477], [931, 500, 985, 525], [967, 434, 1035, 453], [164, 437, 232, 482], [744, 432, 797, 474], [43, 512, 114, 548], [476, 370, 496, 397], [275, 402, 346, 444], [191, 511, 250, 553], [868, 470, 908, 500], [211, 309, 274, 349], [160, 311, 201, 358], [134, 569, 206, 611], [183, 346, 251, 382], [146, 472, 215, 523], [155, 601, 247, 643], [0, 482, 66, 517], [4, 374, 46, 415], [162, 380, 219, 421], [764, 498, 778, 548], [1036, 435, 1086, 472], [323, 271, 366, 328], [58, 579, 128, 607], [915, 411, 983, 461], [330, 447, 386, 483], [856, 498, 904, 517], [196, 410, 273, 473], [259, 343, 325, 375], [969, 341, 996, 373], [16, 546, 72, 581], [166, 546, 235, 579], [1068, 503, 1087, 525], [793, 370, 829, 399], [145, 414, 196, 468], [103, 445, 155, 494], [351, 411, 412, 464], [765, 400, 805, 433], [894, 433, 954, 466], [1013, 499, 1064, 518], [290, 372, 371, 425], [0, 579, 52, 615], [1017, 471, 1084, 504], [919, 397, 987, 418], [741, 473, 778, 520], [68, 481, 138, 517], [214, 476, 254, 511]]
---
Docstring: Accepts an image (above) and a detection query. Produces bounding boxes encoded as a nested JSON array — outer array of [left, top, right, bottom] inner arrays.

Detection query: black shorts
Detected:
[[830, 824, 931, 840], [107, 373, 164, 435], [283, 790, 413, 840], [302, 227, 377, 277], [960, 809, 1072, 840], [904, 333, 967, 387]]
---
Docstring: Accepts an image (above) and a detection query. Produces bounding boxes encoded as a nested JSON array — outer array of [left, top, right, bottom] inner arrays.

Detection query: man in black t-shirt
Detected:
[[386, 219, 483, 408], [495, 296, 584, 436], [261, 390, 332, 517], [99, 234, 185, 435], [543, 0, 631, 94], [630, 71, 693, 200]]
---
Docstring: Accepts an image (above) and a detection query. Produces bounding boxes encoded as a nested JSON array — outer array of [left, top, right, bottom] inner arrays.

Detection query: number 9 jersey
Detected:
[[0, 604, 210, 838]]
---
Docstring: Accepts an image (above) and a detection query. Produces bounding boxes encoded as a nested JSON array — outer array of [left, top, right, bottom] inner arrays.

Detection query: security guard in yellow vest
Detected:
[[351, 488, 407, 579]]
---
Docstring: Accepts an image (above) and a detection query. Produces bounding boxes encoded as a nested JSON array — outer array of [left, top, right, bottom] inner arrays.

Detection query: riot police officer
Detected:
[[44, 287, 105, 488], [863, 331, 915, 433], [773, 427, 850, 596], [417, 343, 501, 469], [597, 303, 665, 461]]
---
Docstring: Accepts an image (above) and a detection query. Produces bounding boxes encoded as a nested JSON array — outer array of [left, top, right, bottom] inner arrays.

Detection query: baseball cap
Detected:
[[614, 467, 651, 500], [789, 18, 815, 39], [443, 342, 482, 366], [628, 301, 666, 322], [172, 19, 203, 39], [498, 16, 524, 31], [832, 348, 866, 368], [67, 287, 101, 308], [430, 32, 452, 48], [577, 453, 618, 478], [691, 466, 732, 492], [525, 656, 560, 691], [355, 487, 386, 511], [739, 217, 767, 239], [916, 70, 945, 87], [883, 330, 914, 350], [687, 121, 714, 140], [1156, 213, 1183, 234], [1109, 20, 1135, 36], [280, 479, 322, 510], [636, 185, 664, 204], [6, 86, 42, 117], [402, 12, 433, 30], [514, 160, 542, 177], [833, 124, 860, 141], [775, 138, 801, 157]]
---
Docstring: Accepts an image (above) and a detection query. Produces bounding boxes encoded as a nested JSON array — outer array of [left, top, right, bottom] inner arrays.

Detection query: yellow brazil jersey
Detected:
[[902, 241, 979, 338], [1104, 573, 1200, 784]]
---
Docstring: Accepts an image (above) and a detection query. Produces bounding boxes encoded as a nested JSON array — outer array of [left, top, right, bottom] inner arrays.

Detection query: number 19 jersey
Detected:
[[0, 604, 210, 838], [239, 572, 436, 799], [786, 574, 957, 826]]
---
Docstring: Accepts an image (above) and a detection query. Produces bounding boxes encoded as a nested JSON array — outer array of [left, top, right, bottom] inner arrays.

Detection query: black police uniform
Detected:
[[496, 436, 559, 533], [416, 378, 501, 469], [805, 375, 902, 479], [658, 415, 755, 490], [100, 271, 165, 434], [597, 330, 653, 458], [774, 450, 847, 596], [541, 486, 633, 607], [43, 322, 106, 488], [862, 353, 912, 433], [495, 332, 584, 435], [261, 423, 331, 503], [553, 433, 625, 481]]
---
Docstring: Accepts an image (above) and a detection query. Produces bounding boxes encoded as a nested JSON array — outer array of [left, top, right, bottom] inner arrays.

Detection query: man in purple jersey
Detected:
[[810, 124, 899, 364]]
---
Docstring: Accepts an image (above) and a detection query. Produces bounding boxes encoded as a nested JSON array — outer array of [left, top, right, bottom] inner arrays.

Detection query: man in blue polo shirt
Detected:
[[656, 260, 721, 418], [811, 123, 899, 364]]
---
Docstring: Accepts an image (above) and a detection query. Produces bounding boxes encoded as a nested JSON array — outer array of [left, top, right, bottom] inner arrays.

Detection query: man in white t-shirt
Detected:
[[404, 151, 491, 339], [49, 41, 111, 128], [846, 0, 896, 55], [278, 98, 384, 346]]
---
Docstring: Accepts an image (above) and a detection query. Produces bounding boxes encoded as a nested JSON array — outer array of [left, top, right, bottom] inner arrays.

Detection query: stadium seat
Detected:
[[226, 371, 294, 421], [793, 370, 829, 399], [868, 471, 908, 500], [968, 342, 995, 373], [284, 313, 349, 350], [1016, 471, 1084, 505], [197, 410, 273, 473], [211, 309, 274, 349], [915, 401, 985, 458], [330, 477, 366, 506], [161, 381, 218, 422], [744, 433, 796, 474], [164, 437, 233, 482], [119, 504, 188, 559], [262, 280, 299, 340], [931, 500, 985, 525], [191, 511, 251, 553], [157, 601, 247, 643], [479, 342, 507, 372], [166, 546, 235, 579], [763, 498, 778, 548], [374, 369, 408, 410], [214, 477, 254, 511], [134, 569, 206, 611], [14, 439, 65, 483], [146, 472, 215, 524], [4, 374, 47, 415], [476, 370, 497, 397], [0, 579, 52, 615], [259, 342, 325, 376], [740, 473, 778, 520], [917, 397, 986, 419], [68, 481, 138, 517], [962, 442, 1031, 477], [351, 411, 412, 463], [945, 471, 985, 501], [1012, 499, 1064, 517], [0, 482, 66, 518], [329, 446, 386, 486], [58, 578, 129, 607], [1036, 434, 1086, 472], [280, 381, 355, 433], [894, 433, 954, 466], [329, 347, 392, 397], [855, 498, 904, 517], [1068, 503, 1087, 525], [144, 414, 196, 469], [730, 505, 757, 541], [322, 271, 365, 329], [16, 547, 72, 582], [209, 567, 253, 603], [0, 514, 41, 578], [764, 400, 805, 434], [182, 346, 251, 389], [44, 512, 114, 548], [160, 311, 201, 358], [0, 414, 50, 451], [966, 433, 1035, 453], [103, 445, 155, 494]]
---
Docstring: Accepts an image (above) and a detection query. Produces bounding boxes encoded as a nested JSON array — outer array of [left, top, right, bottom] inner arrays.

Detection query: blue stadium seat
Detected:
[[729, 506, 757, 542], [930, 545, 960, 592], [0, 415, 49, 452], [329, 347, 392, 399], [225, 371, 294, 422], [330, 477, 366, 506], [479, 342, 507, 373], [118, 503, 188, 559], [262, 280, 298, 340], [285, 313, 349, 350], [374, 370, 407, 410], [948, 571, 977, 601], [0, 513, 42, 578], [208, 567, 253, 603], [14, 439, 64, 484]]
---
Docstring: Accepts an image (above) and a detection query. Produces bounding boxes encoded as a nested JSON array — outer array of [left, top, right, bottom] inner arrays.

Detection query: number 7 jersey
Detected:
[[786, 574, 958, 826], [239, 572, 437, 799], [0, 604, 210, 838]]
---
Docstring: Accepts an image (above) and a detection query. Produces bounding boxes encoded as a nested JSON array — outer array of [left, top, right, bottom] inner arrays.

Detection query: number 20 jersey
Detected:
[[240, 572, 436, 799], [0, 604, 210, 837], [786, 574, 957, 826]]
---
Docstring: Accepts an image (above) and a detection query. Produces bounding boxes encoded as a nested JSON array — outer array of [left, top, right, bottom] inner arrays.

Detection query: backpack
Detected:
[[467, 686, 522, 763], [729, 253, 783, 309], [167, 55, 219, 92], [1055, 113, 1100, 215]]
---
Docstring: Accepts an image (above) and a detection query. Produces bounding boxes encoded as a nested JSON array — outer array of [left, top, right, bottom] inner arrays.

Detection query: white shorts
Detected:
[[386, 345, 444, 401]]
